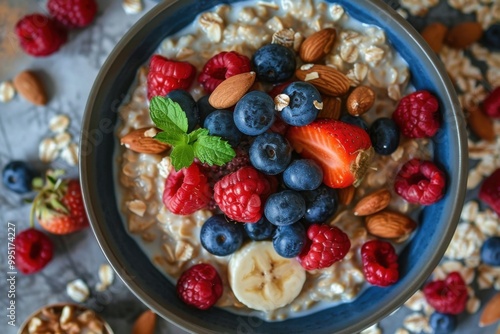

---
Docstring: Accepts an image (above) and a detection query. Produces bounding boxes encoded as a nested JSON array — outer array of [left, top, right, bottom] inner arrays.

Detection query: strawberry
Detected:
[[31, 171, 89, 235], [286, 119, 374, 188]]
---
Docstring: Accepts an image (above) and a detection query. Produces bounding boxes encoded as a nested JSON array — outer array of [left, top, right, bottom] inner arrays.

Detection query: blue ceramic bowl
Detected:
[[81, 0, 467, 333]]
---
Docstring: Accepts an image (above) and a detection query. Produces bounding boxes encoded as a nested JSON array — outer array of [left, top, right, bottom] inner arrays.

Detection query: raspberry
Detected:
[[214, 166, 275, 223], [392, 90, 441, 138], [267, 80, 294, 99], [361, 239, 399, 286], [147, 55, 196, 100], [48, 0, 98, 28], [394, 158, 446, 205], [482, 86, 500, 118], [479, 168, 500, 215], [14, 228, 54, 274], [176, 263, 223, 310], [198, 51, 251, 93], [15, 14, 68, 57], [162, 163, 212, 215], [423, 272, 468, 315], [298, 224, 350, 271]]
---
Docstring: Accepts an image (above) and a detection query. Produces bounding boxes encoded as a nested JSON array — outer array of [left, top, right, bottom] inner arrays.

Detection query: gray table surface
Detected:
[[0, 0, 497, 333]]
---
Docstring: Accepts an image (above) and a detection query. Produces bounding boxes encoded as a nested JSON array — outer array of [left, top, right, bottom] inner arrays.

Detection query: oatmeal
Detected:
[[115, 0, 437, 321]]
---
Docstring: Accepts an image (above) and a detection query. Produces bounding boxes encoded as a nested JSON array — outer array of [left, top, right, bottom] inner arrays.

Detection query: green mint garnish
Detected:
[[150, 96, 235, 171]]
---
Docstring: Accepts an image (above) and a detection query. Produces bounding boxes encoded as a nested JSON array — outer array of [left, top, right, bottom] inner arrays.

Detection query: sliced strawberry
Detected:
[[147, 54, 196, 100], [286, 119, 374, 188]]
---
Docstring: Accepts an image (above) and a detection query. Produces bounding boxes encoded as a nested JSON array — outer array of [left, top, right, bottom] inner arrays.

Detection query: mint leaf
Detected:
[[155, 131, 188, 147], [150, 96, 188, 135], [188, 128, 209, 144], [170, 144, 194, 170], [193, 135, 235, 166]]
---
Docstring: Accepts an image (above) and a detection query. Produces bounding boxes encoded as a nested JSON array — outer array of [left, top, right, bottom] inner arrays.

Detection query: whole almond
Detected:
[[120, 127, 170, 154], [132, 310, 157, 334], [353, 188, 391, 216], [296, 64, 350, 97], [209, 71, 256, 109], [445, 22, 483, 49], [346, 86, 376, 116], [420, 22, 448, 53], [365, 210, 417, 239], [317, 95, 341, 119], [468, 106, 495, 142], [13, 70, 47, 106], [338, 185, 355, 205], [299, 28, 336, 63], [479, 293, 500, 327]]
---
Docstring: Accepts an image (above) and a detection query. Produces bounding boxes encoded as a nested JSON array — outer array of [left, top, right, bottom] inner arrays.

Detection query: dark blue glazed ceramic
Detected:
[[81, 1, 467, 333]]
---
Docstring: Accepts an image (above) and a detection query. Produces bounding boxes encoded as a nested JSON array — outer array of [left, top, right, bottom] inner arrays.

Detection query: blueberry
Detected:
[[234, 91, 275, 135], [272, 222, 306, 258], [283, 159, 323, 191], [2, 161, 36, 194], [249, 132, 292, 175], [200, 214, 244, 256], [244, 216, 276, 241], [369, 117, 400, 155], [481, 236, 500, 266], [483, 24, 500, 50], [197, 95, 216, 125], [340, 114, 369, 132], [166, 90, 199, 132], [264, 190, 306, 226], [204, 110, 242, 146], [301, 185, 338, 223], [429, 312, 457, 334], [280, 82, 322, 126], [252, 44, 296, 83]]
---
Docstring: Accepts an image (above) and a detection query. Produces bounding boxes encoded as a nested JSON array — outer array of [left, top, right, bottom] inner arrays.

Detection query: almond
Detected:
[[132, 310, 157, 334], [120, 127, 170, 154], [479, 293, 500, 327], [420, 22, 448, 53], [468, 106, 495, 142], [13, 70, 47, 106], [295, 64, 350, 97], [346, 86, 376, 116], [299, 28, 336, 63], [353, 188, 391, 216], [209, 71, 256, 109], [338, 185, 355, 205], [318, 95, 341, 119], [445, 22, 483, 49], [365, 210, 417, 240]]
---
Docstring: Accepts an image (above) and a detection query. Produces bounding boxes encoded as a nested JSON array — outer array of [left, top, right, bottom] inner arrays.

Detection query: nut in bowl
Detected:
[[81, 0, 467, 333]]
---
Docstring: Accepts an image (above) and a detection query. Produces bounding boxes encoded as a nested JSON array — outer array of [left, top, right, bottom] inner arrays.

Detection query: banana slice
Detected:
[[228, 241, 306, 312]]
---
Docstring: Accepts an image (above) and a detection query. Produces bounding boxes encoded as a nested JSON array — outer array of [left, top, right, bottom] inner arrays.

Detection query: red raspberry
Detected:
[[176, 263, 223, 310], [48, 0, 98, 28], [361, 239, 399, 286], [162, 163, 212, 215], [14, 228, 54, 274], [394, 158, 446, 205], [482, 87, 500, 118], [147, 55, 196, 100], [479, 168, 500, 216], [15, 14, 68, 57], [214, 166, 274, 223], [392, 90, 441, 138], [423, 272, 468, 315], [267, 80, 295, 99], [298, 224, 350, 271], [198, 51, 251, 93]]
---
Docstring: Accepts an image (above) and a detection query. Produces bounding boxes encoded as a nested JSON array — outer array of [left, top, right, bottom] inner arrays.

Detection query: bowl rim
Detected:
[[80, 0, 468, 333]]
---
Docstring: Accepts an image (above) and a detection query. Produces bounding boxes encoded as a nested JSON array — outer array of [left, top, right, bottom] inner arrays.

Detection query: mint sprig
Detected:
[[150, 96, 235, 171]]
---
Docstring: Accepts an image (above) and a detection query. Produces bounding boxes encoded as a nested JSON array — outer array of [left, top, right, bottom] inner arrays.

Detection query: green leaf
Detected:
[[193, 135, 235, 166], [149, 96, 188, 135], [155, 131, 188, 146], [170, 144, 195, 171], [188, 128, 209, 144]]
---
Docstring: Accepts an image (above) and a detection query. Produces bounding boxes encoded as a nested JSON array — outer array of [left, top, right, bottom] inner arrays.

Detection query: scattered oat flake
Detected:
[[0, 81, 16, 103], [122, 0, 143, 14], [66, 279, 89, 303], [54, 132, 72, 150], [395, 329, 410, 334], [60, 142, 79, 166], [49, 114, 70, 133], [403, 313, 431, 333], [360, 323, 381, 334], [39, 138, 59, 163]]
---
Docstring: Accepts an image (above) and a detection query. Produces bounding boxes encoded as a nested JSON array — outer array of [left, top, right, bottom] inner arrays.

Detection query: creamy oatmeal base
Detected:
[[115, 0, 431, 321]]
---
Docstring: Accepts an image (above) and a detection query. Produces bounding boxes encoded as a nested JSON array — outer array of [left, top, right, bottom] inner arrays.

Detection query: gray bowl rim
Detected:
[[80, 0, 468, 333]]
